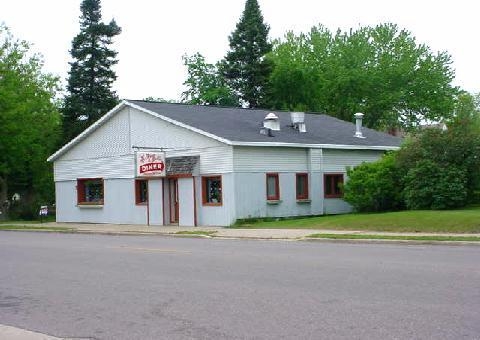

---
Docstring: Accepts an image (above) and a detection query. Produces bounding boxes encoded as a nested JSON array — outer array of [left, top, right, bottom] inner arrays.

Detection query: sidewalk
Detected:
[[11, 222, 480, 242]]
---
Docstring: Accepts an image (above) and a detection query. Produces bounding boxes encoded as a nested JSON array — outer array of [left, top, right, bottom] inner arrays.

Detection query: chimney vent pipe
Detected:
[[354, 112, 365, 138]]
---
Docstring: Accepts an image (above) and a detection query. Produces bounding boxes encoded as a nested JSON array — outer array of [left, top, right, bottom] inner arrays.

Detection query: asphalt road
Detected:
[[0, 231, 479, 340]]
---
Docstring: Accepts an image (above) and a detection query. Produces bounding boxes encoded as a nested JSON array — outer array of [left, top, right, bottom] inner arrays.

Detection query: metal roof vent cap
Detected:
[[290, 112, 305, 124], [263, 112, 280, 131], [354, 112, 366, 138], [290, 112, 306, 133]]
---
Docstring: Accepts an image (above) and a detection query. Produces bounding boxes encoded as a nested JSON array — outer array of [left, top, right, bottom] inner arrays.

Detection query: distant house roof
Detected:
[[48, 100, 402, 162]]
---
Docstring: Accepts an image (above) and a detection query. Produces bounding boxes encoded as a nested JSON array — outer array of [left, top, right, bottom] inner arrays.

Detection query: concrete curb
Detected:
[[3, 222, 480, 243], [2, 227, 480, 245], [301, 237, 480, 246]]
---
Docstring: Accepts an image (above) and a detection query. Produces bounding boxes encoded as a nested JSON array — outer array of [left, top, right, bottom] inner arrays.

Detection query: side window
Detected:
[[296, 173, 309, 199], [77, 178, 104, 204], [202, 176, 222, 205], [324, 174, 344, 198], [135, 180, 148, 204], [266, 173, 280, 200]]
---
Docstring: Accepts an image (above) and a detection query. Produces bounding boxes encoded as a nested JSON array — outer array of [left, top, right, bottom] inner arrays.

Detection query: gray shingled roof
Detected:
[[128, 100, 402, 147]]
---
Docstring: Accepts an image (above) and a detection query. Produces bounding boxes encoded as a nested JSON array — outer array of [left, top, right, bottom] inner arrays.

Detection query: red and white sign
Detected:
[[136, 152, 166, 177]]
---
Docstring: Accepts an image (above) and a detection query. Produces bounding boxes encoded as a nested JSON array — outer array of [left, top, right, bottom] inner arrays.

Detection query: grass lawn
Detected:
[[307, 233, 480, 242], [175, 230, 217, 236], [0, 225, 74, 232], [234, 206, 480, 233]]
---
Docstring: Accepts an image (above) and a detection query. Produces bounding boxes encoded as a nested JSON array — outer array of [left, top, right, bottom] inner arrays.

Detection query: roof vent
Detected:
[[290, 112, 306, 133], [354, 112, 366, 138], [263, 112, 280, 131]]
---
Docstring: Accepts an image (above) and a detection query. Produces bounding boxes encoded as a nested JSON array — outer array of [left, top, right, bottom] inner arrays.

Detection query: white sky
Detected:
[[1, 0, 479, 101]]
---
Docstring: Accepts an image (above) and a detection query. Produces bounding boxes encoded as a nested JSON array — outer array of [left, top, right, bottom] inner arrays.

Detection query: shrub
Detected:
[[343, 153, 403, 212], [403, 160, 467, 210]]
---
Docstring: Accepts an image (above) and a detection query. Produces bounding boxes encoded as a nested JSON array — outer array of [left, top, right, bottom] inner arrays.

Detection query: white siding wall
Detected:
[[233, 146, 308, 172], [233, 147, 312, 220], [129, 107, 233, 174], [233, 147, 386, 219], [55, 179, 148, 224], [309, 149, 324, 215], [234, 173, 313, 219], [195, 173, 236, 226], [178, 178, 195, 226], [321, 149, 383, 172], [54, 106, 236, 226], [148, 179, 164, 225], [54, 154, 134, 181], [321, 149, 384, 214], [324, 199, 352, 215], [60, 109, 131, 161]]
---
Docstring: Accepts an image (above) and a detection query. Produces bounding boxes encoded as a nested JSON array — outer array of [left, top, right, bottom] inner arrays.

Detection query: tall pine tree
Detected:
[[62, 0, 121, 143], [221, 0, 272, 108]]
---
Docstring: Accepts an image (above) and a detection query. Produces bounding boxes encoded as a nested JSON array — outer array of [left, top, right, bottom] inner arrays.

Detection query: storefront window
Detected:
[[77, 178, 104, 204], [296, 173, 309, 199], [202, 176, 222, 205], [324, 174, 344, 198], [266, 173, 280, 200]]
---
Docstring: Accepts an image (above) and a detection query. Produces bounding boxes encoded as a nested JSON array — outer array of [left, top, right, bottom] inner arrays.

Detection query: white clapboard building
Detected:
[[48, 100, 402, 226]]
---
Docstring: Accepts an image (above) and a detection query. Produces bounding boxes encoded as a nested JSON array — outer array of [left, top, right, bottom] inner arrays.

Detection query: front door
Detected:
[[169, 179, 179, 224]]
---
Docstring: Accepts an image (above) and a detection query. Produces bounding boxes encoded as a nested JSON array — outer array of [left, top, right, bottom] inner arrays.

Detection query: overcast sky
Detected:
[[2, 0, 479, 101]]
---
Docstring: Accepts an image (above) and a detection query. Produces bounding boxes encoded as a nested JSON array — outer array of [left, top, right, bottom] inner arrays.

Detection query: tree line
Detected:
[[1, 0, 119, 219], [0, 0, 477, 219]]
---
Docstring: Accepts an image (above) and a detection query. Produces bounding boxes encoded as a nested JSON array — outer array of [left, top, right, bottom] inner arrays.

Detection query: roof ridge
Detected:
[[126, 99, 332, 117]]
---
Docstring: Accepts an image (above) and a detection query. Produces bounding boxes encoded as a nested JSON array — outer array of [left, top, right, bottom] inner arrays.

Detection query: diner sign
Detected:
[[135, 151, 166, 177]]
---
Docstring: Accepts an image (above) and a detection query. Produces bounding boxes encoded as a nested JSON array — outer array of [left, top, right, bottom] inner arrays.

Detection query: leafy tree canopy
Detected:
[[267, 23, 458, 130], [62, 0, 121, 143], [345, 91, 480, 212], [181, 53, 238, 106], [0, 25, 61, 219], [220, 0, 272, 108]]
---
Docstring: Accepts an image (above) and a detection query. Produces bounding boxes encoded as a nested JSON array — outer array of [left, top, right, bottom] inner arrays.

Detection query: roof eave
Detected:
[[231, 141, 401, 151]]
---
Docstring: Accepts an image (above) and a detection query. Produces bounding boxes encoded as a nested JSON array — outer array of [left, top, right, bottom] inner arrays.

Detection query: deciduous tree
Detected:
[[0, 25, 61, 219], [267, 23, 458, 130], [181, 53, 238, 106], [345, 92, 480, 212]]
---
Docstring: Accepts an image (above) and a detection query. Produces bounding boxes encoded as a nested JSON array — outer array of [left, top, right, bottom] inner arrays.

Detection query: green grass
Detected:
[[0, 216, 56, 224], [0, 225, 74, 232], [307, 233, 480, 242], [1, 220, 45, 224], [234, 206, 480, 233], [175, 230, 217, 236]]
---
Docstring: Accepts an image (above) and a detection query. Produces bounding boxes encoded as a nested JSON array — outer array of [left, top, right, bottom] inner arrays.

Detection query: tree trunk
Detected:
[[0, 176, 8, 220]]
